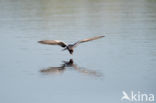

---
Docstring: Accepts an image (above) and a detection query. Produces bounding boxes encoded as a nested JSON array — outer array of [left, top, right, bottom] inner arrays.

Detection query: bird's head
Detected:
[[69, 49, 73, 55]]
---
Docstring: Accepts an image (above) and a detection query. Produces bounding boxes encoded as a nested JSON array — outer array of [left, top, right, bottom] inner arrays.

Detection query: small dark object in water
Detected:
[[38, 35, 104, 54]]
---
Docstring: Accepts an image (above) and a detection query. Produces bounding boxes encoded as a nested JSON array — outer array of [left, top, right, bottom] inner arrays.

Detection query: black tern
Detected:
[[38, 35, 104, 54]]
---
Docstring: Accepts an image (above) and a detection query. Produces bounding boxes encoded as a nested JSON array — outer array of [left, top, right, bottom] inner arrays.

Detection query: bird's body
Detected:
[[38, 35, 104, 54], [65, 45, 74, 54]]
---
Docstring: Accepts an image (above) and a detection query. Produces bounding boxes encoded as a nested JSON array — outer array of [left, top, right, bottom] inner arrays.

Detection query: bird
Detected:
[[38, 35, 104, 54]]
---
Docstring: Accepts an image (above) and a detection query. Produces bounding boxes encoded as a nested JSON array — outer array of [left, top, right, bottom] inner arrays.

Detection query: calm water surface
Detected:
[[0, 0, 156, 103]]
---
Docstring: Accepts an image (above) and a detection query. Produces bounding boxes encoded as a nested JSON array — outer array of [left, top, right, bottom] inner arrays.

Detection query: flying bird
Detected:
[[38, 35, 104, 54]]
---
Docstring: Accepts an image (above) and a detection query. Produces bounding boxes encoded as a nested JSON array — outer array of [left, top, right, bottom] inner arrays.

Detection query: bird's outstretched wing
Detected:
[[73, 35, 104, 47], [38, 40, 67, 47]]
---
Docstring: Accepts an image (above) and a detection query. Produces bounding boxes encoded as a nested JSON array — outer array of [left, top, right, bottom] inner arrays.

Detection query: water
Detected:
[[0, 0, 156, 103]]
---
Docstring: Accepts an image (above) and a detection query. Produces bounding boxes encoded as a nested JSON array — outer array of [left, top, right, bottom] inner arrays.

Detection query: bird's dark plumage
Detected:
[[38, 35, 104, 54]]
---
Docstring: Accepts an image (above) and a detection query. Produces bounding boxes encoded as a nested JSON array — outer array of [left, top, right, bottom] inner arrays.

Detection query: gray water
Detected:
[[0, 0, 156, 103]]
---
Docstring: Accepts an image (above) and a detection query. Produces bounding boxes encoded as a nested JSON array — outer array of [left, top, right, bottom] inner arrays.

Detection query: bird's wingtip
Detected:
[[96, 35, 105, 38], [38, 40, 44, 44]]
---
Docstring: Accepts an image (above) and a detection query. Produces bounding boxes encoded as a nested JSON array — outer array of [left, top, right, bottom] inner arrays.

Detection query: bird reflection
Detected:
[[40, 59, 103, 77]]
